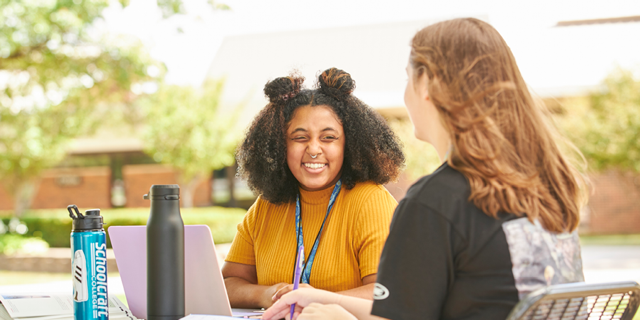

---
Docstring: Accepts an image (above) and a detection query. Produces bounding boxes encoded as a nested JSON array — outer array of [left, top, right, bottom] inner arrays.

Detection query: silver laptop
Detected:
[[109, 225, 261, 319]]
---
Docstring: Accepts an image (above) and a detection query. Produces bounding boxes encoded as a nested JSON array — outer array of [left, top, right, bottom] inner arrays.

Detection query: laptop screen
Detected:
[[108, 225, 233, 319]]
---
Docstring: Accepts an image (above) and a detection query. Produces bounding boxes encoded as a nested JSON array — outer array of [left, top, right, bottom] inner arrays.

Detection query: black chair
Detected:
[[506, 281, 640, 320]]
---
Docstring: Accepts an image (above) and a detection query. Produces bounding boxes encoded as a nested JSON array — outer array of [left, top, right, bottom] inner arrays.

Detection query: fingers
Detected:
[[263, 297, 294, 320], [263, 282, 289, 307], [266, 305, 290, 320], [297, 303, 357, 320], [296, 303, 324, 320], [290, 304, 304, 320], [263, 299, 303, 320], [273, 284, 293, 301], [273, 283, 315, 302], [264, 289, 310, 320], [266, 287, 323, 319]]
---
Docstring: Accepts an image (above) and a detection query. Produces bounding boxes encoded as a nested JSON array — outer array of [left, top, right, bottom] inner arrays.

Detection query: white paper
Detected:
[[0, 294, 71, 318], [0, 294, 136, 320], [0, 303, 13, 320], [15, 316, 72, 320], [181, 314, 237, 320]]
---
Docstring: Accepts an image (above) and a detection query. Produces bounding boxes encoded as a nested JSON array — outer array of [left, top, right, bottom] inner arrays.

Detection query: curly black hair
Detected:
[[236, 68, 405, 204]]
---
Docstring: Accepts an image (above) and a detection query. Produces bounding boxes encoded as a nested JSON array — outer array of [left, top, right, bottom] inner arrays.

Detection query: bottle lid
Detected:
[[143, 184, 180, 200], [68, 205, 104, 231]]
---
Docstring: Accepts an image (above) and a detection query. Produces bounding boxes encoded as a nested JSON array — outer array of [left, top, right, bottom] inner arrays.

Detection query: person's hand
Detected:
[[297, 303, 357, 320], [262, 288, 341, 320], [260, 282, 289, 308], [273, 283, 314, 302]]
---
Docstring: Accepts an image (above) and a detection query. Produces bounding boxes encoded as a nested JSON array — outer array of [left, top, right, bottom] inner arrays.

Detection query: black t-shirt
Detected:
[[371, 163, 583, 320]]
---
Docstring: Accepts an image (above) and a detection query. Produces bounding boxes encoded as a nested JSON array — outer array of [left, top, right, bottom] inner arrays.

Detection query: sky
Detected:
[[101, 0, 640, 86]]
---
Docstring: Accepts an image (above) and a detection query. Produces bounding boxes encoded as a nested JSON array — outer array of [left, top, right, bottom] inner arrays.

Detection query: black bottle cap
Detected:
[[68, 205, 104, 231], [143, 184, 180, 200]]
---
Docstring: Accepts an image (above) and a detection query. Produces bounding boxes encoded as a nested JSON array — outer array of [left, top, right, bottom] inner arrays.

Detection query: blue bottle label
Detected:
[[71, 231, 108, 320]]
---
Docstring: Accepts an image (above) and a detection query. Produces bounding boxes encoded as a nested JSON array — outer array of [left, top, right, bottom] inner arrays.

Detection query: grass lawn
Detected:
[[579, 234, 640, 246]]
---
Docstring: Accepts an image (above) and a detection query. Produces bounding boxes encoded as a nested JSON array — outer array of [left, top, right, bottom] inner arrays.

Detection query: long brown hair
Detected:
[[410, 18, 587, 232]]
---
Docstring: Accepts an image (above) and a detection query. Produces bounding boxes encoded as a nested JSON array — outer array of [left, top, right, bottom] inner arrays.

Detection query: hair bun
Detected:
[[318, 68, 355, 99], [264, 73, 304, 104]]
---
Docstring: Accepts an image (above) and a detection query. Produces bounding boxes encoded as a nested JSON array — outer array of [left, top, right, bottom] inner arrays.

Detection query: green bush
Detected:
[[0, 234, 49, 255], [0, 207, 246, 248]]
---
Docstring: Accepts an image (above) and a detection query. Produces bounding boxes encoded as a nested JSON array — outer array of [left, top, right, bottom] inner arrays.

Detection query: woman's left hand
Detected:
[[296, 303, 357, 320]]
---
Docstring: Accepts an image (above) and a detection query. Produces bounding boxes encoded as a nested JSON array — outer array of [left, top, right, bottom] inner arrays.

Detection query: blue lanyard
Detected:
[[294, 179, 342, 284]]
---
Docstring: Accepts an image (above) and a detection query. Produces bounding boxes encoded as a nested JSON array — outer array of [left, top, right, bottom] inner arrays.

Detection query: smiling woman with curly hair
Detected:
[[221, 68, 405, 309]]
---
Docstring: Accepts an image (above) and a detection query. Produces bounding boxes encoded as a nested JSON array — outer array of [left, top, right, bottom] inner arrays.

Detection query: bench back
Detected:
[[506, 281, 640, 320]]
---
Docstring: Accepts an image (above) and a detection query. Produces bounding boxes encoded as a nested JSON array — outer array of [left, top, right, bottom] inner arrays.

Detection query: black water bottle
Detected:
[[144, 184, 185, 320]]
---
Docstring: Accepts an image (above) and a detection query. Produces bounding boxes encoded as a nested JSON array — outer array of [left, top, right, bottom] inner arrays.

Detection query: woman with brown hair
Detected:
[[263, 17, 587, 320], [222, 68, 405, 309]]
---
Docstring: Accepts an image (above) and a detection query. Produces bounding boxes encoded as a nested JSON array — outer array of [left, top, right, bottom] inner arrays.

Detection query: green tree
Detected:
[[0, 0, 224, 216], [558, 69, 640, 173], [140, 79, 241, 208]]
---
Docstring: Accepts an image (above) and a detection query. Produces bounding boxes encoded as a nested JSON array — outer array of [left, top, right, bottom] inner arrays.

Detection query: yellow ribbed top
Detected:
[[225, 181, 396, 292]]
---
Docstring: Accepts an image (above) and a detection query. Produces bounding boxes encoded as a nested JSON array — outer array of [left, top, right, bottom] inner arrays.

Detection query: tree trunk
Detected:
[[226, 164, 237, 208], [13, 179, 40, 218], [180, 175, 202, 208], [210, 176, 216, 206]]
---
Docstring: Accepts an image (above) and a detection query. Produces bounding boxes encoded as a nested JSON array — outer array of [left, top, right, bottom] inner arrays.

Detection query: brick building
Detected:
[[580, 171, 640, 234], [31, 167, 112, 210], [0, 166, 113, 211], [122, 164, 212, 208], [0, 162, 214, 210], [0, 132, 232, 211]]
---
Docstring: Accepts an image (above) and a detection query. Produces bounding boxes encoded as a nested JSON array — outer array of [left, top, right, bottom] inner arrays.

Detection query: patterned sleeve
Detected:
[[354, 186, 396, 279], [224, 198, 260, 265]]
